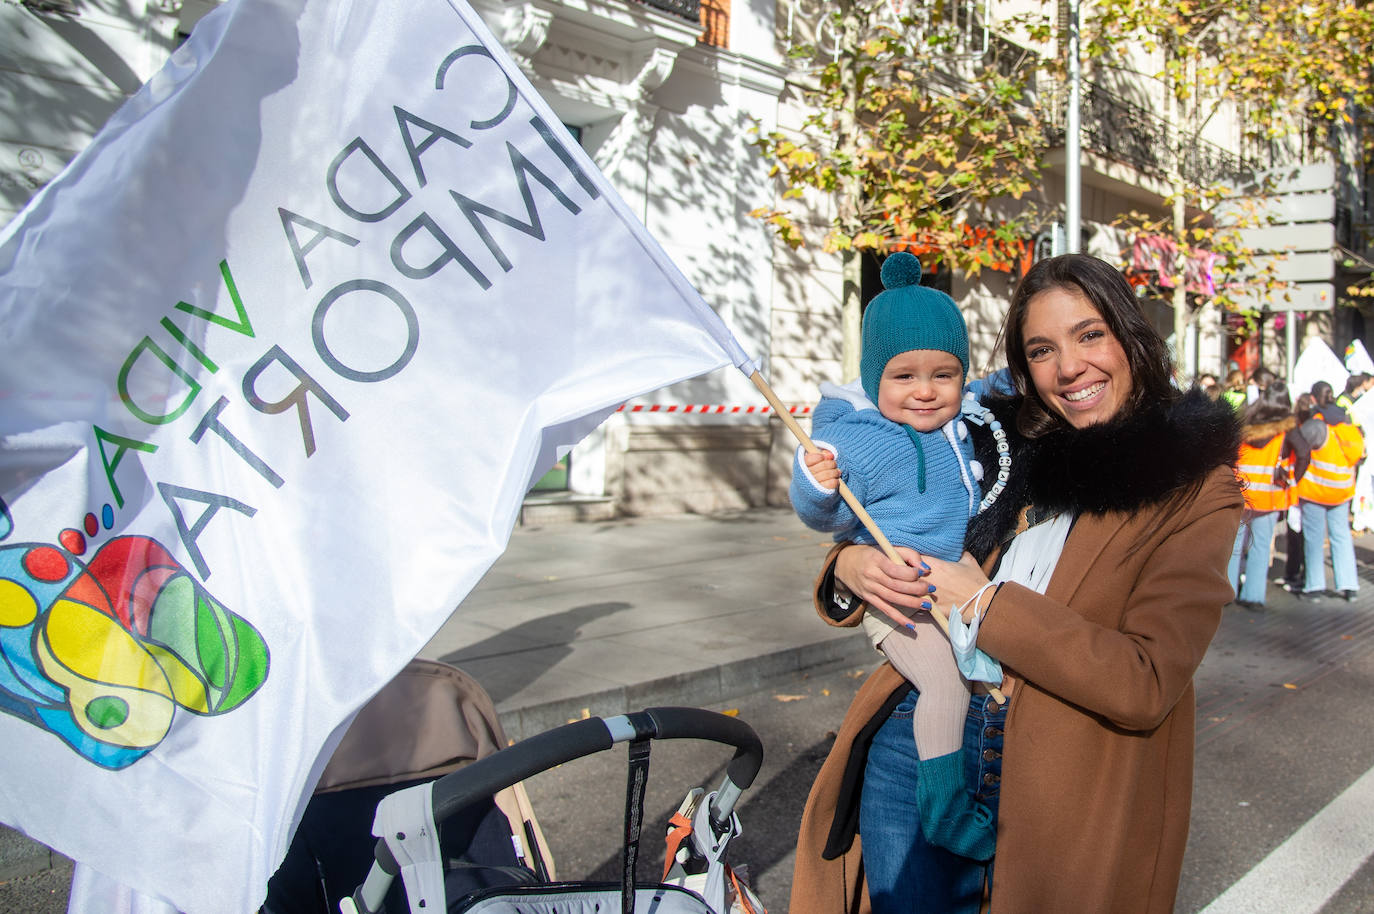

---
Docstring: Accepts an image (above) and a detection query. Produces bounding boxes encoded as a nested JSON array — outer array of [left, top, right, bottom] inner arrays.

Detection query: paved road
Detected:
[[503, 531, 1374, 913], [520, 599, 1374, 914], [5, 513, 1374, 912], [6, 613, 1374, 913]]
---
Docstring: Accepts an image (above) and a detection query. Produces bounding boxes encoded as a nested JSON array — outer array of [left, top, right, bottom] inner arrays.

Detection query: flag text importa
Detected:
[[94, 44, 598, 581]]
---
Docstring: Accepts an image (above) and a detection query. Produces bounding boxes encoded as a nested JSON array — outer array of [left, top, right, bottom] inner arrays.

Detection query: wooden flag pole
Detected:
[[750, 370, 1006, 705]]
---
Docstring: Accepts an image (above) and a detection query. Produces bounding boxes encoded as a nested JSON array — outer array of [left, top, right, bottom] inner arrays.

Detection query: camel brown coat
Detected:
[[790, 464, 1242, 914]]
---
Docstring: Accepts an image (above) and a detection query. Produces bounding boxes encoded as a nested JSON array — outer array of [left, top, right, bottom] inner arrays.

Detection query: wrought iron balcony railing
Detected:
[[1045, 82, 1256, 187], [632, 0, 700, 25]]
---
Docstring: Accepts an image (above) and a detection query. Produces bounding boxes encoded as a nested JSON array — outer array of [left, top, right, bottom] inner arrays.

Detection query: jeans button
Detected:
[[982, 748, 1000, 761], [983, 726, 1002, 739], [982, 772, 1001, 785]]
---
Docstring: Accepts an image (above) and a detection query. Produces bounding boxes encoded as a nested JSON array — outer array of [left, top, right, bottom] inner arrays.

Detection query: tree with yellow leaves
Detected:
[[750, 0, 1053, 380], [1084, 0, 1374, 366]]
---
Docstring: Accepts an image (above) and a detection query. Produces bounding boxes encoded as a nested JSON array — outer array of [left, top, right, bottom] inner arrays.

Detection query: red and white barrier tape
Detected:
[[616, 403, 812, 415]]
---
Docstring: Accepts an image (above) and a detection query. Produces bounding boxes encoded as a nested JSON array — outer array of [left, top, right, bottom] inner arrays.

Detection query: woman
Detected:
[[790, 254, 1242, 914], [1294, 381, 1365, 601], [1247, 366, 1277, 402], [1337, 373, 1374, 533], [1229, 380, 1310, 610], [1282, 392, 1319, 591], [1222, 368, 1248, 410], [1337, 372, 1371, 416]]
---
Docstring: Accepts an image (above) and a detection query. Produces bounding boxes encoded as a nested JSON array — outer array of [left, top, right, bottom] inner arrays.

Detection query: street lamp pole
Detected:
[[1065, 0, 1082, 254]]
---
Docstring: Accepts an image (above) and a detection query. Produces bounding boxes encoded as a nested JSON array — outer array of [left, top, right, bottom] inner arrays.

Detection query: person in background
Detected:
[[1197, 373, 1221, 400], [1222, 369, 1248, 410], [1337, 373, 1372, 416], [1282, 392, 1318, 592], [1247, 367, 1277, 404], [1340, 373, 1374, 532], [1294, 382, 1365, 601], [1229, 380, 1310, 610], [1312, 380, 1338, 412]]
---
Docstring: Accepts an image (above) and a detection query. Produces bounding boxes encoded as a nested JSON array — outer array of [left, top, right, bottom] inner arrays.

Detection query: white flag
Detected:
[[1292, 339, 1349, 403], [0, 0, 754, 910], [1345, 339, 1374, 376]]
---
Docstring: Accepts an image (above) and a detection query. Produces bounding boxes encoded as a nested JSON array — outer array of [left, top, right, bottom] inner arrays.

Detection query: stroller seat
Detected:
[[264, 659, 552, 914]]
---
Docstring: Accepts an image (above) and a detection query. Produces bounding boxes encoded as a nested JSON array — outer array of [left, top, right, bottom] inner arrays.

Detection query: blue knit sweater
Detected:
[[790, 383, 979, 562]]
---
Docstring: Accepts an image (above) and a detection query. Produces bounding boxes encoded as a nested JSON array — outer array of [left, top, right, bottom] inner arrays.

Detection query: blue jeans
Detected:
[[1301, 499, 1359, 593], [859, 689, 1007, 914], [1228, 510, 1278, 604]]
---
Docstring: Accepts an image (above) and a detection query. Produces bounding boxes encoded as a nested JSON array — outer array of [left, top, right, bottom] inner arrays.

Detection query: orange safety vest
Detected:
[[1235, 434, 1291, 512], [1295, 422, 1365, 506]]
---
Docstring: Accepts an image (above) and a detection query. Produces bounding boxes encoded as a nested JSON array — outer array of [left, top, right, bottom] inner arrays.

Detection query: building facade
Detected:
[[4, 0, 1370, 520]]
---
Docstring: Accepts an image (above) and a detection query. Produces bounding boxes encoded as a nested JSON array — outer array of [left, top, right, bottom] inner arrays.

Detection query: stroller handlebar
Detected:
[[634, 707, 763, 790], [351, 707, 762, 914], [431, 706, 762, 824], [432, 715, 612, 822]]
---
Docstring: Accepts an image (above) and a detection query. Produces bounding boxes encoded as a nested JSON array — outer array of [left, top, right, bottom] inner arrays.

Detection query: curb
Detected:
[[496, 630, 873, 742]]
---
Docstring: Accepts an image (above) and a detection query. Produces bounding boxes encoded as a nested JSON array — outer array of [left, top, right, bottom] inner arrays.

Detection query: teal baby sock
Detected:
[[915, 750, 996, 861]]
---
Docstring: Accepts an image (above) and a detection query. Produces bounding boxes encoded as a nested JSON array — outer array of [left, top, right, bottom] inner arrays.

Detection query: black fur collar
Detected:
[[967, 388, 1240, 561]]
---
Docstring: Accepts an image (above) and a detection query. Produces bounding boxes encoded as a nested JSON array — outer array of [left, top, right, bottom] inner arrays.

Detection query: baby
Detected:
[[790, 252, 995, 860]]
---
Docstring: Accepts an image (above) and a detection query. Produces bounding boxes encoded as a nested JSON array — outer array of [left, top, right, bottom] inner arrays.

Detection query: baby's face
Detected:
[[876, 349, 964, 431]]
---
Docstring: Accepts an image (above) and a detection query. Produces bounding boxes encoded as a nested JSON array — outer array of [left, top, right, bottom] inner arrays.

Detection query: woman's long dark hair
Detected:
[[1002, 254, 1177, 438], [1240, 379, 1292, 426], [1312, 380, 1335, 406]]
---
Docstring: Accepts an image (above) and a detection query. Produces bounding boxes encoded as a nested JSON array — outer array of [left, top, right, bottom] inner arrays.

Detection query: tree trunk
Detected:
[[1172, 179, 1188, 375], [1166, 70, 1189, 377], [837, 0, 864, 382], [841, 248, 862, 382]]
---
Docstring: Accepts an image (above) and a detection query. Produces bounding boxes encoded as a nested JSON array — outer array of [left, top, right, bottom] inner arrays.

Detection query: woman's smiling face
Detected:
[[1021, 285, 1133, 429]]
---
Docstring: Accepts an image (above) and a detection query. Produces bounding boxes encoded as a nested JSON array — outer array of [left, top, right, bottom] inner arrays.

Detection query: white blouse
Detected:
[[993, 512, 1074, 593]]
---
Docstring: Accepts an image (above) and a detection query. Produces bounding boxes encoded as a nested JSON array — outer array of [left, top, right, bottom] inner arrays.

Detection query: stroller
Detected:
[[341, 705, 765, 914], [264, 659, 555, 913]]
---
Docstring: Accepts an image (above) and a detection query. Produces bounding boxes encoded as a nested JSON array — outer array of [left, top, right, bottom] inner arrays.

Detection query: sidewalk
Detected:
[[419, 507, 868, 741]]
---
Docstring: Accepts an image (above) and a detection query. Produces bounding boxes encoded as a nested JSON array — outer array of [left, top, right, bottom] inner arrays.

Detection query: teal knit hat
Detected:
[[859, 253, 969, 405]]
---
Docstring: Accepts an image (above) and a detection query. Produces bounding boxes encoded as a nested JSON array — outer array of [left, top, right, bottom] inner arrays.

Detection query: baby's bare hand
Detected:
[[804, 449, 840, 489]]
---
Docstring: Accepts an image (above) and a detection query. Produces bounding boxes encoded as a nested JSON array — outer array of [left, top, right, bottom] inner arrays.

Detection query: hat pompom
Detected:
[[881, 252, 923, 290]]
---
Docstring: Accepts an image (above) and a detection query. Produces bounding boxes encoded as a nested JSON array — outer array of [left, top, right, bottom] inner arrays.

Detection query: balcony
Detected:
[[632, 0, 700, 25], [781, 0, 1007, 64], [1045, 82, 1256, 188]]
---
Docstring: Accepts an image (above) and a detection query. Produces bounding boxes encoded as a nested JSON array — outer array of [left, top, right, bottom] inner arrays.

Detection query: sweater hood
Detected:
[[966, 387, 1240, 561], [818, 379, 875, 411]]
